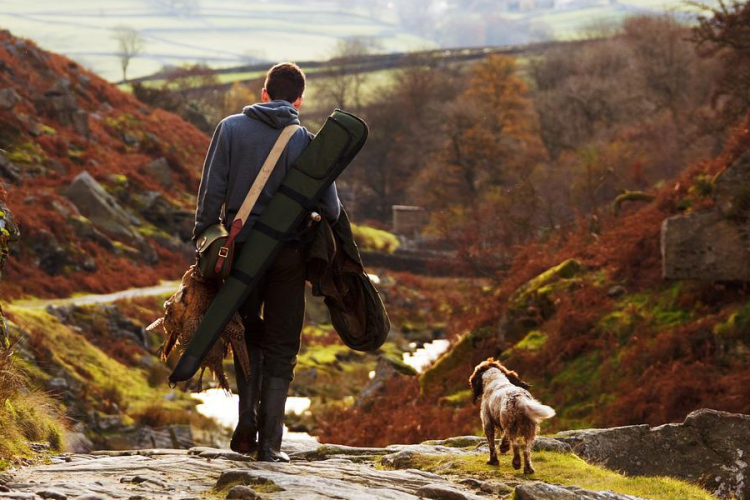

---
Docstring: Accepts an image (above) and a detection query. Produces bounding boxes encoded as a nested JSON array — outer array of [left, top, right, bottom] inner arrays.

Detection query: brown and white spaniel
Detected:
[[469, 358, 555, 474]]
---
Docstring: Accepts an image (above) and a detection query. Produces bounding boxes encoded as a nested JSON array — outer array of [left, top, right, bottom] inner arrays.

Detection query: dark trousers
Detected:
[[234, 244, 306, 382]]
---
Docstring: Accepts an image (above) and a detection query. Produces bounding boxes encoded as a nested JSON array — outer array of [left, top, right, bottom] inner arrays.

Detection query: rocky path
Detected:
[[11, 281, 180, 310], [0, 437, 652, 500], [3, 409, 747, 500], [0, 439, 477, 500]]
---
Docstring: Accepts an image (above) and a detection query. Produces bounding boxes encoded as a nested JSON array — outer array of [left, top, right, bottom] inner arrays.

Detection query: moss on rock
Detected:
[[384, 451, 718, 500]]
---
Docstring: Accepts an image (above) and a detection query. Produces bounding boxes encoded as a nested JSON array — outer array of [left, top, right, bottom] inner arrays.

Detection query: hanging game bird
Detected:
[[147, 266, 249, 391]]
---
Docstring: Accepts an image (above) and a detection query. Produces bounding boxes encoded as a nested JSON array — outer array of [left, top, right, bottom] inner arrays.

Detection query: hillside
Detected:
[[0, 28, 207, 299], [320, 110, 750, 444]]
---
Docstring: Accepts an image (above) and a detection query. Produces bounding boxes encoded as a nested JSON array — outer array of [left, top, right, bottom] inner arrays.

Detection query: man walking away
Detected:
[[192, 62, 341, 462]]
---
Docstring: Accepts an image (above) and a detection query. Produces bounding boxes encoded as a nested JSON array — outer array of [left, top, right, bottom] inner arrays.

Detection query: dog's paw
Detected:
[[512, 456, 522, 470], [486, 457, 499, 466], [523, 466, 536, 475]]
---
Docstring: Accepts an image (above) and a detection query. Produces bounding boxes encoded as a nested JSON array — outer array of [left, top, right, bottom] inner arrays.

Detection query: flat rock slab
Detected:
[[2, 447, 489, 500], [515, 482, 650, 500], [554, 409, 750, 500], [216, 459, 486, 500], [5, 453, 230, 499]]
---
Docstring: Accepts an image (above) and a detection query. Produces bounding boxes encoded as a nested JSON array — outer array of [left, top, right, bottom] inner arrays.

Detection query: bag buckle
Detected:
[[218, 246, 230, 258]]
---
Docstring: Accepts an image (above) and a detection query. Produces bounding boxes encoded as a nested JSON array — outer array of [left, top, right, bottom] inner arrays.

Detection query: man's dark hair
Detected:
[[264, 62, 306, 103]]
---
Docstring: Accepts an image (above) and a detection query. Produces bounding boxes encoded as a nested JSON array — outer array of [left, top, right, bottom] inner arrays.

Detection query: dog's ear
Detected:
[[492, 359, 532, 390], [505, 371, 531, 390], [469, 365, 485, 404]]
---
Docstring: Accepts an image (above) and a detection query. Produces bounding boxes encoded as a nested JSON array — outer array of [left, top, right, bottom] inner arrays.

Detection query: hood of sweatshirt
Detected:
[[243, 100, 300, 129]]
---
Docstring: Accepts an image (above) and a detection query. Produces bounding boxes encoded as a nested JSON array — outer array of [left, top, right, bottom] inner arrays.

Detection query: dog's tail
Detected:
[[521, 399, 556, 422]]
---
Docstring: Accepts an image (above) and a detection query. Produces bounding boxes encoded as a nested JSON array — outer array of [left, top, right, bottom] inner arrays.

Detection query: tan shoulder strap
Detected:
[[233, 124, 300, 226]]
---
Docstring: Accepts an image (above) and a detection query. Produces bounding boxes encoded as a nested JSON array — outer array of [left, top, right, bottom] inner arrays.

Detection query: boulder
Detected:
[[69, 215, 114, 250], [225, 485, 260, 499], [355, 355, 417, 407], [715, 150, 750, 218], [500, 259, 584, 342], [0, 153, 21, 184], [102, 424, 193, 450], [416, 484, 478, 500], [36, 79, 89, 137], [64, 171, 140, 238], [661, 210, 750, 280], [135, 191, 194, 242], [35, 489, 67, 500], [30, 229, 74, 276], [64, 431, 93, 454], [0, 88, 20, 110], [662, 150, 750, 281], [514, 482, 648, 500], [554, 409, 750, 500], [144, 157, 173, 188], [0, 197, 19, 283]]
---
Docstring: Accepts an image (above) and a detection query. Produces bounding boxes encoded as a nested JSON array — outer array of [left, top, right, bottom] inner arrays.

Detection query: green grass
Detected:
[[5, 141, 46, 165], [439, 389, 473, 407], [0, 342, 66, 463], [351, 223, 401, 253], [713, 300, 750, 344], [396, 451, 719, 500], [298, 342, 352, 367], [603, 283, 693, 335], [5, 306, 196, 415], [507, 259, 583, 312], [513, 330, 548, 351], [548, 352, 603, 430]]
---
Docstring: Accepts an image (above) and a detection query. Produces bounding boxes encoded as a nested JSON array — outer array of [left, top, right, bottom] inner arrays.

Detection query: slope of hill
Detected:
[[0, 28, 207, 299], [319, 111, 750, 445]]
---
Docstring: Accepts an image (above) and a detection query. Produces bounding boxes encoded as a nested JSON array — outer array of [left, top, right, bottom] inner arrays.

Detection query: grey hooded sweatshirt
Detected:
[[192, 100, 341, 243]]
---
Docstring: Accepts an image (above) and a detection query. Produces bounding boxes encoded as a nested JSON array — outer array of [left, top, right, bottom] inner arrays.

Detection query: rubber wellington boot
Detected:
[[230, 348, 263, 454], [256, 376, 291, 463]]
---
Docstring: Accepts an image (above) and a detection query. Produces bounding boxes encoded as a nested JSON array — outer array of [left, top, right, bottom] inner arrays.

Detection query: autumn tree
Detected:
[[693, 0, 750, 125], [223, 80, 263, 117], [417, 55, 545, 207], [342, 55, 462, 221], [412, 55, 548, 270], [529, 16, 719, 227]]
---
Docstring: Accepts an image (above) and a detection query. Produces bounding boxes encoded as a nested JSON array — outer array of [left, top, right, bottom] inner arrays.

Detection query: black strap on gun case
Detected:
[[169, 110, 369, 384]]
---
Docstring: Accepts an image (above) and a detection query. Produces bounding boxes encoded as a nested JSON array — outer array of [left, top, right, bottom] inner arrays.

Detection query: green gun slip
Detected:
[[169, 110, 369, 384]]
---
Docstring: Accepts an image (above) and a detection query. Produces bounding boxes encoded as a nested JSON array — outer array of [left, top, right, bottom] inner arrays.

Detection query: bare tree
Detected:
[[315, 37, 381, 113], [112, 25, 145, 82]]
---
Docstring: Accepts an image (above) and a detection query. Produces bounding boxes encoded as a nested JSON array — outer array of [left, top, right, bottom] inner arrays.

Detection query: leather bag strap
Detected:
[[214, 123, 300, 274], [226, 124, 301, 239]]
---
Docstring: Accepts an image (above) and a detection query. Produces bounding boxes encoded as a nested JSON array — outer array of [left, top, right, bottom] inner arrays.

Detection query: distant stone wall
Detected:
[[392, 205, 429, 238], [662, 150, 750, 281]]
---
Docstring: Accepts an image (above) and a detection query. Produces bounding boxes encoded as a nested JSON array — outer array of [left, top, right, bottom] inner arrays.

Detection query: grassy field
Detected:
[[0, 0, 433, 82], [0, 0, 718, 84]]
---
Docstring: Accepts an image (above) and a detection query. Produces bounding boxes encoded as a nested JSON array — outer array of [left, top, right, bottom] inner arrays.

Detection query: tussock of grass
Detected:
[[398, 452, 719, 500], [0, 343, 66, 464], [5, 306, 204, 425], [351, 224, 401, 253]]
